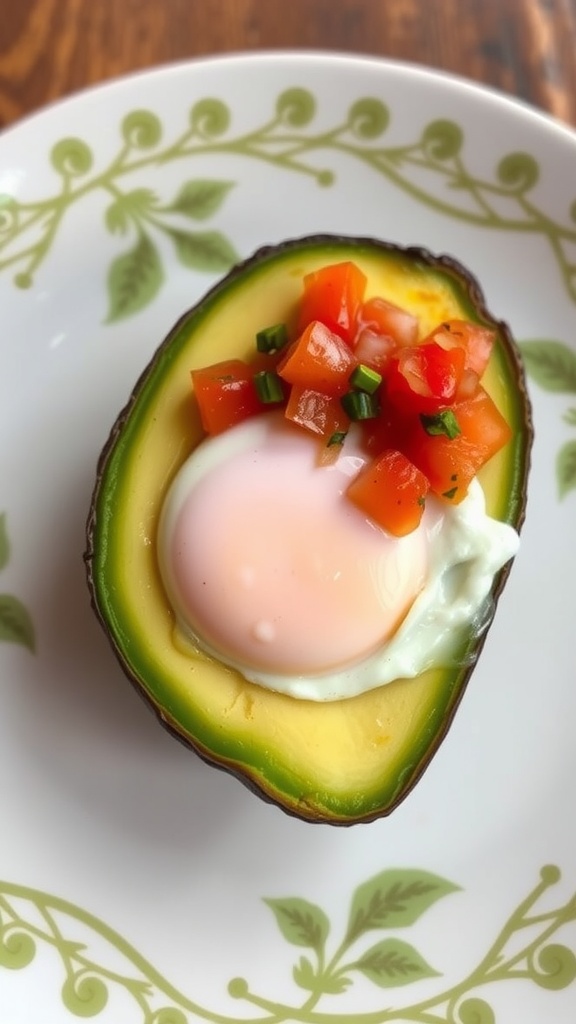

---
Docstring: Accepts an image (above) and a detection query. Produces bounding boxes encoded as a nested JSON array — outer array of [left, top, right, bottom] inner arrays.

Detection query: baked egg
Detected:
[[158, 410, 519, 701]]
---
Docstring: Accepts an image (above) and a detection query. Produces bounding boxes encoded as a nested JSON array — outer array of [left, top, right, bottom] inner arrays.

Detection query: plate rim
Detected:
[[2, 44, 576, 1024], [2, 49, 576, 150]]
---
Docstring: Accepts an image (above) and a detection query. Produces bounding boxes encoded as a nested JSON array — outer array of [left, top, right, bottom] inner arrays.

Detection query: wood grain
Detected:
[[1, 0, 576, 130]]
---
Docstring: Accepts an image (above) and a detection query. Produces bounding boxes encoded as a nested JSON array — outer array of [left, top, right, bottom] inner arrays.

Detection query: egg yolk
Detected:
[[163, 414, 428, 676]]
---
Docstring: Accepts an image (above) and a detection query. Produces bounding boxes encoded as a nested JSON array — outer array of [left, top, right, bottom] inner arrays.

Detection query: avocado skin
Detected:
[[85, 234, 533, 825]]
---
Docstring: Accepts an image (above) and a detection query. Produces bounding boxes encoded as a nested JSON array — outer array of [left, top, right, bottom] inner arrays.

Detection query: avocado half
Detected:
[[85, 235, 533, 825]]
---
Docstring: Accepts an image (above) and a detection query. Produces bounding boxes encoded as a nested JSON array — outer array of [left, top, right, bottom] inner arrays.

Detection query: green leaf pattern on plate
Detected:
[[101, 176, 239, 321], [167, 179, 235, 220], [0, 595, 35, 652], [0, 866, 575, 1021], [106, 229, 164, 322], [519, 340, 576, 498], [353, 937, 440, 987], [556, 440, 576, 498], [0, 513, 35, 653], [264, 896, 330, 952], [345, 868, 460, 941], [519, 340, 576, 393]]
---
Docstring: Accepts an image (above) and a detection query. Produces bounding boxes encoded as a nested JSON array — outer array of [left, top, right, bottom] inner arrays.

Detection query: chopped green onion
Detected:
[[420, 409, 461, 439], [327, 430, 348, 448], [442, 486, 458, 500], [256, 323, 289, 354], [340, 390, 380, 421], [253, 370, 284, 404], [349, 363, 382, 395]]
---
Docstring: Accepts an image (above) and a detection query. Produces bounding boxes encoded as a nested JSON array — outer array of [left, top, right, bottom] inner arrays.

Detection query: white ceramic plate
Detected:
[[1, 52, 576, 1023]]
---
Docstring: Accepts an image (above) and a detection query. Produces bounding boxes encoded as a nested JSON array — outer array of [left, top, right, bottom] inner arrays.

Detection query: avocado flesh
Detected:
[[86, 235, 532, 825]]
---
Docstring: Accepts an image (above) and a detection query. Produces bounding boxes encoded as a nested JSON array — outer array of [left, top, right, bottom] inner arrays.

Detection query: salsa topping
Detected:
[[190, 260, 512, 536]]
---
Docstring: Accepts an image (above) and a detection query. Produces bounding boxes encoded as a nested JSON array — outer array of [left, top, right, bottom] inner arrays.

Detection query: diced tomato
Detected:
[[284, 384, 350, 440], [356, 296, 419, 348], [353, 328, 398, 373], [386, 342, 467, 414], [297, 261, 367, 344], [191, 359, 262, 435], [359, 399, 413, 457], [404, 386, 512, 502], [426, 320, 495, 378], [277, 320, 358, 396], [347, 449, 430, 537], [454, 367, 481, 402]]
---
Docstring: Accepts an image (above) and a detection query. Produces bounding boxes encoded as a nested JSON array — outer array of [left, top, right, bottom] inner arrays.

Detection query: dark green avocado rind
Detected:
[[86, 234, 533, 824]]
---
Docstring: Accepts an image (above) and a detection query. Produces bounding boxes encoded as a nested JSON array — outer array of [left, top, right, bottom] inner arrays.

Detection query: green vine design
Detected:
[[1, 866, 575, 1021], [519, 340, 576, 498], [1, 89, 576, 321], [0, 512, 35, 652], [2, 86, 576, 1022]]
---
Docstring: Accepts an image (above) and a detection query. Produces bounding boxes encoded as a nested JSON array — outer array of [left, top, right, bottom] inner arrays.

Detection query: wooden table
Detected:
[[1, 0, 576, 132]]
